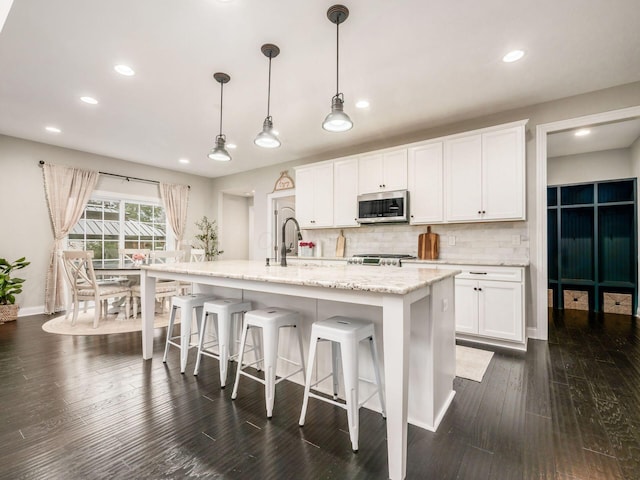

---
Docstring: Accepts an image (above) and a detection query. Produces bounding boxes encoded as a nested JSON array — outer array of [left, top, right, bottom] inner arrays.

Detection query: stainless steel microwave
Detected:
[[357, 190, 409, 224]]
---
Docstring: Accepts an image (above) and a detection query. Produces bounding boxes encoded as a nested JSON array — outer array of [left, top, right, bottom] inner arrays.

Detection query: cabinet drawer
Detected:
[[440, 265, 523, 282]]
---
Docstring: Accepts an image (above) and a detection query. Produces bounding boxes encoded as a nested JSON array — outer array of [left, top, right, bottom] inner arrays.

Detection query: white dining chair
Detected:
[[130, 250, 183, 318], [60, 250, 132, 328]]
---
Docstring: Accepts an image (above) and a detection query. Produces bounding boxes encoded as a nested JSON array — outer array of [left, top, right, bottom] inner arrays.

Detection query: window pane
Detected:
[[70, 198, 167, 256]]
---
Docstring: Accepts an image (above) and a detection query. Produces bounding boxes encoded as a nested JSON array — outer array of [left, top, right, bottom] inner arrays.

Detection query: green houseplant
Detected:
[[193, 216, 224, 261], [0, 257, 30, 323]]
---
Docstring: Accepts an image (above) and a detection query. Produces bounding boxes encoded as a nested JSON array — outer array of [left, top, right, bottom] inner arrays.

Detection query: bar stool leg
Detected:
[[369, 336, 386, 417], [298, 334, 319, 426], [193, 312, 209, 375], [342, 338, 360, 453], [163, 305, 178, 363], [217, 311, 232, 387], [331, 341, 341, 399], [262, 325, 280, 419], [179, 306, 203, 373], [231, 323, 250, 400]]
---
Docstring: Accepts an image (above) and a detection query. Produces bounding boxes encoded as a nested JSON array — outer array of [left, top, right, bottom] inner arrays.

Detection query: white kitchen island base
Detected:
[[141, 261, 457, 480]]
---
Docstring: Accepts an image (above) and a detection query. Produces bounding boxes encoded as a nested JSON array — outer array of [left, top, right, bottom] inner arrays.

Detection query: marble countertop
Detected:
[[143, 260, 458, 295]]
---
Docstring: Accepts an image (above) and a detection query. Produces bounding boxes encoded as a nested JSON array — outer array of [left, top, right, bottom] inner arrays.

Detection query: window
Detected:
[[69, 197, 170, 263]]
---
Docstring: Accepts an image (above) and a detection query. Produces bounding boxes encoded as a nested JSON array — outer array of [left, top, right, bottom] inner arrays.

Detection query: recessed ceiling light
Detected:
[[178, 158, 190, 164], [355, 100, 370, 109], [227, 143, 237, 149], [114, 64, 135, 76], [80, 96, 98, 105], [574, 128, 591, 137], [45, 126, 61, 133], [502, 50, 525, 63]]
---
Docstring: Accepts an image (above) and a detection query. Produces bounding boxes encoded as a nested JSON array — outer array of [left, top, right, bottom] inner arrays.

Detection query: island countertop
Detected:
[[142, 259, 459, 295]]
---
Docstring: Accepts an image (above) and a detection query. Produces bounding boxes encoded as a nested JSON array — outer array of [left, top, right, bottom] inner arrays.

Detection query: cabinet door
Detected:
[[312, 163, 334, 227], [295, 167, 316, 229], [445, 135, 482, 222], [408, 142, 443, 224], [481, 126, 525, 220], [381, 149, 408, 191], [334, 157, 359, 227], [454, 278, 478, 334], [358, 153, 383, 194], [478, 280, 523, 342]]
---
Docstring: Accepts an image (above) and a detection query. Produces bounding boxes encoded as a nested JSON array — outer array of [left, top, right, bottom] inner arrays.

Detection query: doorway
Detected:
[[535, 105, 640, 340], [266, 190, 296, 263]]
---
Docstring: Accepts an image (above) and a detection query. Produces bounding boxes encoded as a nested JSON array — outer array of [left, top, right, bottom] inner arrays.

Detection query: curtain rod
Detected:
[[38, 160, 190, 188]]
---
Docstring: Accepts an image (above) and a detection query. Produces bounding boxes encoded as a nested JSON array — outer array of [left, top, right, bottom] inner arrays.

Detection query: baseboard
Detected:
[[527, 327, 538, 340], [17, 305, 46, 317]]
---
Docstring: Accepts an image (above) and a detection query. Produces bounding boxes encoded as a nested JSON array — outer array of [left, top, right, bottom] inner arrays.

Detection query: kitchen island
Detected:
[[141, 260, 458, 480]]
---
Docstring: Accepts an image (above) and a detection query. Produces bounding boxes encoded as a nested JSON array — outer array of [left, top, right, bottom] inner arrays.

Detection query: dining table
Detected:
[[139, 260, 458, 480]]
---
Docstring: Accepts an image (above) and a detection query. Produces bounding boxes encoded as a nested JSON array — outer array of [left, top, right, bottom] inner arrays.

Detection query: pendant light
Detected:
[[322, 4, 352, 132], [254, 44, 281, 148], [208, 72, 232, 162]]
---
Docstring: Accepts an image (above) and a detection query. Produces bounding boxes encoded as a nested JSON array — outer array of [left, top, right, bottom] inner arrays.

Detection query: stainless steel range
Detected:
[[347, 253, 416, 267]]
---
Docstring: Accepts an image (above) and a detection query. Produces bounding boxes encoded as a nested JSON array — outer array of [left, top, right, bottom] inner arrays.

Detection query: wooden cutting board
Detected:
[[418, 226, 439, 260], [335, 230, 346, 257]]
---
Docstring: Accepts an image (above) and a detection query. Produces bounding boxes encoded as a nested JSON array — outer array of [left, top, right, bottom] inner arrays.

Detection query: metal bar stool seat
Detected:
[[162, 293, 217, 373], [193, 298, 253, 388], [299, 315, 386, 453], [231, 307, 306, 418]]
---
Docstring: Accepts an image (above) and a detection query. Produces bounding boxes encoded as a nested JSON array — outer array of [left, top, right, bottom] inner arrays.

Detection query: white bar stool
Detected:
[[231, 307, 306, 419], [162, 293, 217, 373], [193, 298, 253, 388], [298, 316, 386, 453]]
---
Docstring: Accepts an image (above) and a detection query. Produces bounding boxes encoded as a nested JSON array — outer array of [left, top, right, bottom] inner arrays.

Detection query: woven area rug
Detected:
[[456, 345, 494, 382], [42, 310, 176, 336]]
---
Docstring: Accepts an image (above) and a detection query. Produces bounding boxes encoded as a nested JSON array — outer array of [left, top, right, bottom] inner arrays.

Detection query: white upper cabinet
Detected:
[[481, 126, 525, 221], [408, 142, 444, 224], [445, 123, 525, 222], [358, 148, 408, 194], [295, 162, 334, 228], [333, 157, 359, 227]]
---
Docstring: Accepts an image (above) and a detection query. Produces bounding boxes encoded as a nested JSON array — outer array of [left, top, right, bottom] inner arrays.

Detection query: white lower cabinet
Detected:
[[453, 266, 525, 348], [403, 262, 526, 349]]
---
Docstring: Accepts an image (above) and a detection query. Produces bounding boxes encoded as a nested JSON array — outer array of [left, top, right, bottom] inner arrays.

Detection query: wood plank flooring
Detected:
[[0, 308, 639, 479]]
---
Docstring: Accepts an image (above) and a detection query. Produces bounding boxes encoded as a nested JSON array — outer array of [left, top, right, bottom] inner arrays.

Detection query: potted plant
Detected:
[[193, 216, 224, 260], [0, 257, 30, 323]]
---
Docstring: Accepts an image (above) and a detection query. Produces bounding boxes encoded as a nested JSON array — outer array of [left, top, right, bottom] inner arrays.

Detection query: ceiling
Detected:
[[548, 117, 640, 158], [1, 0, 639, 179]]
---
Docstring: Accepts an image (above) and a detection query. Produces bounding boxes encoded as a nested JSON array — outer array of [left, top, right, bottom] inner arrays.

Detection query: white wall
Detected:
[[548, 148, 632, 185], [0, 135, 213, 313]]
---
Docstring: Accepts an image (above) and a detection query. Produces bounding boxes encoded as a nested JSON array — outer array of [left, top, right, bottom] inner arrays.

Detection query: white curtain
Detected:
[[42, 164, 99, 314], [159, 182, 190, 250]]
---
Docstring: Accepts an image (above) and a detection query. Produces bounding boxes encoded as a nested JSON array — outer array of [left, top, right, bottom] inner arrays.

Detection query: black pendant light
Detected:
[[254, 44, 281, 148], [208, 72, 232, 162], [322, 4, 352, 132]]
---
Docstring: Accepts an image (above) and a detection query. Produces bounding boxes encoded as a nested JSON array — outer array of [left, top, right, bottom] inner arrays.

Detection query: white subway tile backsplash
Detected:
[[303, 222, 529, 262]]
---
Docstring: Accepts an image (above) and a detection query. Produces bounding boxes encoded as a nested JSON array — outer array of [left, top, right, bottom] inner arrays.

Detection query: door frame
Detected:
[[535, 105, 640, 340]]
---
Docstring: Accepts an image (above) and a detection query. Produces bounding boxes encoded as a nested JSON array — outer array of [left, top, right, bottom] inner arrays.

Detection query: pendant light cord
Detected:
[[219, 81, 224, 137], [267, 53, 272, 118], [335, 14, 340, 96]]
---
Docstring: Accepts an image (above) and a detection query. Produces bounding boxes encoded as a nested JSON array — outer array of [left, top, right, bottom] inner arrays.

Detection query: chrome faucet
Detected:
[[281, 217, 302, 266]]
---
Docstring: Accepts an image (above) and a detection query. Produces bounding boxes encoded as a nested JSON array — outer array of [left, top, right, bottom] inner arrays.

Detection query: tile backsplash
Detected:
[[302, 222, 529, 262]]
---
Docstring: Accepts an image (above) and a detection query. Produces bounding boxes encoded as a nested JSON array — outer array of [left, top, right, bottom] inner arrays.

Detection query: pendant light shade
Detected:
[[208, 72, 232, 162], [255, 44, 281, 148], [323, 5, 352, 132]]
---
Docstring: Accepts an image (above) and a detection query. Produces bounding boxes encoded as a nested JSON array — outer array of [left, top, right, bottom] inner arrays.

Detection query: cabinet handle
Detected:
[[469, 272, 487, 275], [478, 288, 483, 291], [478, 210, 482, 214], [482, 210, 486, 214], [473, 287, 478, 291]]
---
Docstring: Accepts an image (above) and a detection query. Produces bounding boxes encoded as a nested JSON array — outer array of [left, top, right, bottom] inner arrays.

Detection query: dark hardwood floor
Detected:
[[0, 308, 639, 479]]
